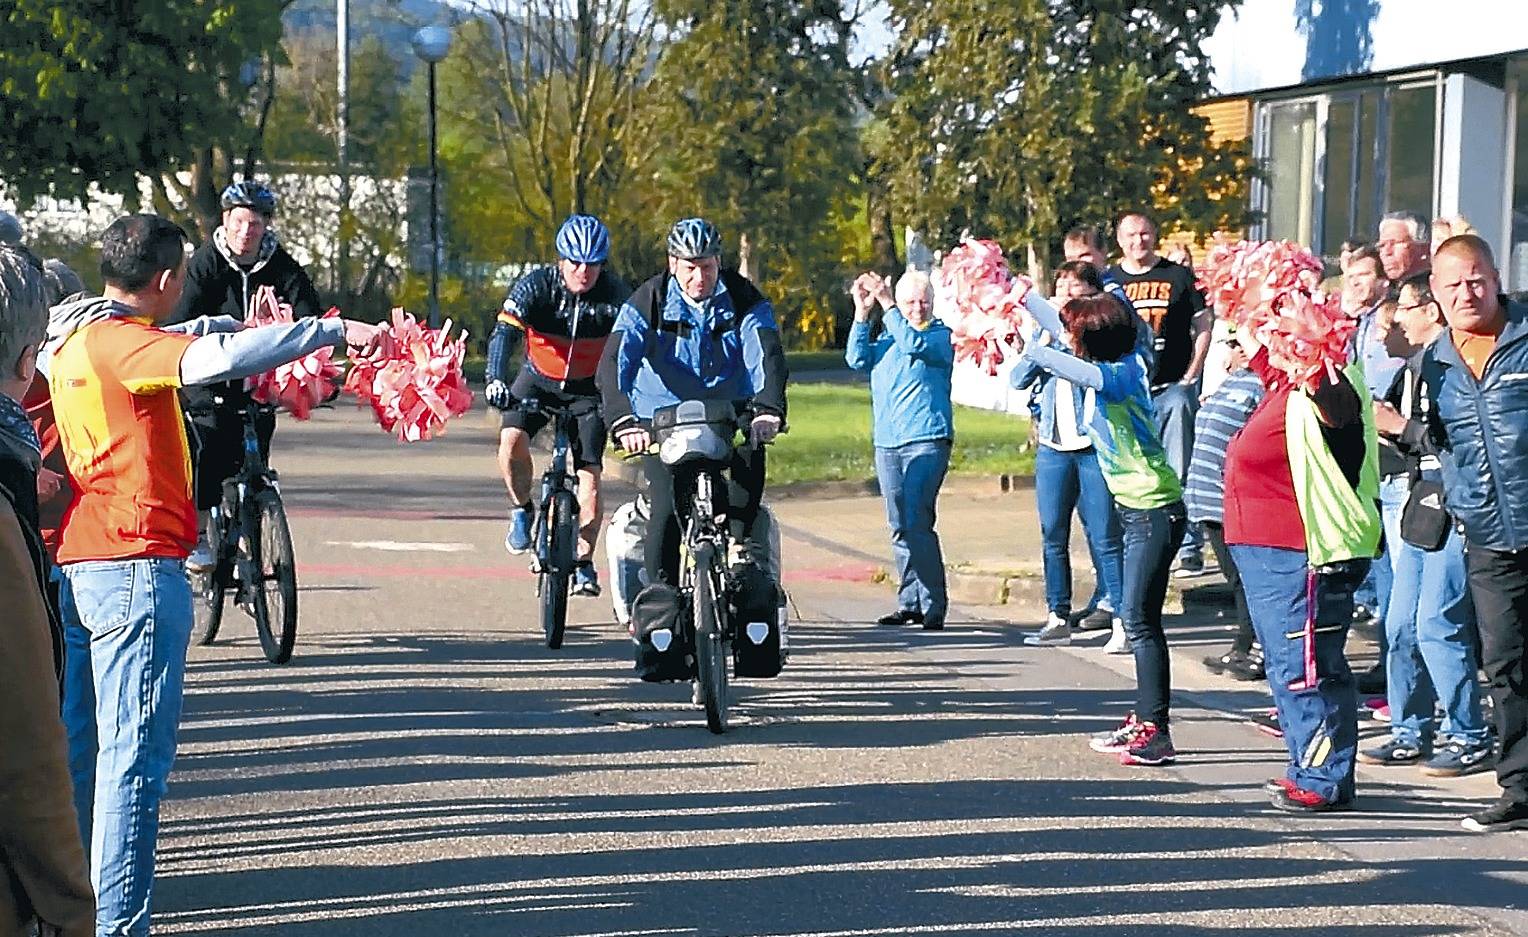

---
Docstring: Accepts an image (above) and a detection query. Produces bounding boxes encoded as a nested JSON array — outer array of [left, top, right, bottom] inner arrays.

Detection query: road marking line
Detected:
[[324, 540, 475, 553]]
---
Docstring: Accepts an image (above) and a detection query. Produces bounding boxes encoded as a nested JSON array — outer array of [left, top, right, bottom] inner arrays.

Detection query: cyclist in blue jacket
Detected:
[[597, 218, 788, 588]]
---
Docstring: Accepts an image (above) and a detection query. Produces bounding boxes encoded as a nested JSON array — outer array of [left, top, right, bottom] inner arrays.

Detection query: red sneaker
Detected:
[[1119, 722, 1176, 766], [1263, 776, 1298, 796], [1270, 785, 1350, 813]]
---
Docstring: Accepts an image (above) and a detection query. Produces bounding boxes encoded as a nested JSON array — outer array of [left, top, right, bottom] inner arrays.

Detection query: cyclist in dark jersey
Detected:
[[485, 214, 630, 596]]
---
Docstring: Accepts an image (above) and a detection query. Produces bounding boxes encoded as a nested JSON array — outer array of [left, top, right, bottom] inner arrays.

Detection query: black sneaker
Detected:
[[1223, 650, 1266, 682], [1248, 709, 1283, 738], [1357, 736, 1426, 766], [877, 609, 923, 627], [1072, 607, 1115, 632], [1202, 650, 1235, 674], [1461, 796, 1528, 833]]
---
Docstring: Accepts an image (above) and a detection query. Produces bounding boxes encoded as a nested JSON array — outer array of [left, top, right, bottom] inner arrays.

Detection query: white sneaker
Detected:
[[1103, 618, 1130, 654], [1024, 612, 1072, 646], [186, 537, 214, 573]]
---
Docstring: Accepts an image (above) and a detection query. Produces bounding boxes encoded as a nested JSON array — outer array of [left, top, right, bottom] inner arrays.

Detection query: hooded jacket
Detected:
[[168, 229, 321, 412], [40, 295, 346, 562]]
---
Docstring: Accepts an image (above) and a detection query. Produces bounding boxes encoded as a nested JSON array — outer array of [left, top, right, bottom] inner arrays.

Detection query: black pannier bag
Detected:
[[730, 560, 787, 678], [630, 583, 693, 682]]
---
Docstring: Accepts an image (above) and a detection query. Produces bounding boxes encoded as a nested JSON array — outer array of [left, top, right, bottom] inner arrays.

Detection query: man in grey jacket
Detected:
[[1422, 234, 1528, 833]]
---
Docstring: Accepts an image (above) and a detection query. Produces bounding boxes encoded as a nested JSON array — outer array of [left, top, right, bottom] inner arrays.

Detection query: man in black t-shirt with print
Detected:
[[1107, 209, 1212, 574]]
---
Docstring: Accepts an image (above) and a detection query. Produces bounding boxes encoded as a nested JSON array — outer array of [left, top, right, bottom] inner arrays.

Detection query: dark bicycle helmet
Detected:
[[666, 218, 722, 260], [555, 214, 610, 264], [220, 180, 277, 216]]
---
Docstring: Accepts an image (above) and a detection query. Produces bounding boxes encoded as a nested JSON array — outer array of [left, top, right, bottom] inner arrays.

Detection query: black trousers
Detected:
[[642, 443, 766, 587], [187, 406, 276, 511], [1464, 543, 1528, 802], [1204, 521, 1255, 654]]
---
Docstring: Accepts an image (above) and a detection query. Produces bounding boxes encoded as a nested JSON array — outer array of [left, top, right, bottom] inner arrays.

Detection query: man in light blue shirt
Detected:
[[846, 269, 954, 630]]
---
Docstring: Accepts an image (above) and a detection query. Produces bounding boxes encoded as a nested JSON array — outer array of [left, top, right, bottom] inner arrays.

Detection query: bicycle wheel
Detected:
[[539, 489, 577, 650], [192, 512, 228, 646], [250, 490, 299, 664], [692, 544, 729, 734]]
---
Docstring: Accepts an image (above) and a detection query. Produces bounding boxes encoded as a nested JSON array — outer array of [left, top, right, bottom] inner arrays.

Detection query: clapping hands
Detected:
[[851, 272, 896, 322]]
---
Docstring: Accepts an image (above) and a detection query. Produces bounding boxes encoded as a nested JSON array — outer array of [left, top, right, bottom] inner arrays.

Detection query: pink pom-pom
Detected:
[[244, 287, 342, 420], [1198, 240, 1352, 392], [343, 308, 474, 442], [935, 237, 1030, 374]]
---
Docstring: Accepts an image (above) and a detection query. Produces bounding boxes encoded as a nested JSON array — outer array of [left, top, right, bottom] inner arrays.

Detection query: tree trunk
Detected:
[[738, 230, 755, 281], [868, 177, 900, 275], [1026, 241, 1049, 292]]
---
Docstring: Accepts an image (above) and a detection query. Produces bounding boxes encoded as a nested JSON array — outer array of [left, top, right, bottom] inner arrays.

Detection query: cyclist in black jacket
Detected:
[[168, 181, 322, 571], [486, 214, 630, 596]]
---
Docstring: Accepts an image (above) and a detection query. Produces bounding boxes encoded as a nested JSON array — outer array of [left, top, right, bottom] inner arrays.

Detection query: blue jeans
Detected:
[[1354, 475, 1406, 643], [1381, 490, 1488, 745], [60, 558, 194, 937], [1034, 445, 1124, 617], [875, 440, 950, 622], [1233, 545, 1368, 802], [1151, 382, 1203, 563], [1119, 501, 1187, 728]]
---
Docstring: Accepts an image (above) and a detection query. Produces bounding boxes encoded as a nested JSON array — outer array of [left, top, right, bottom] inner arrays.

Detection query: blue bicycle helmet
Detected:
[[220, 180, 277, 216], [554, 214, 610, 264], [666, 218, 722, 260]]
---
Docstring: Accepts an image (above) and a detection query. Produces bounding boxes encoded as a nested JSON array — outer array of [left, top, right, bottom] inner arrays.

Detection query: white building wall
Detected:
[[1438, 72, 1509, 261]]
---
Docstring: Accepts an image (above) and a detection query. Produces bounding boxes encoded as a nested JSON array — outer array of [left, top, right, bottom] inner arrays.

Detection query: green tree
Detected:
[[1, 0, 289, 234], [873, 0, 1253, 280], [435, 0, 657, 265], [636, 0, 862, 347]]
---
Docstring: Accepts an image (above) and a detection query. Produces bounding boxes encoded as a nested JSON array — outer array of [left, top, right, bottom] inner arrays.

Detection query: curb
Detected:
[[945, 567, 1235, 610], [603, 457, 1034, 502]]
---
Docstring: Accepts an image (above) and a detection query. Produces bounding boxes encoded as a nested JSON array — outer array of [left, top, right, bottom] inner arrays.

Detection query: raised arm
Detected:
[[844, 318, 875, 372]]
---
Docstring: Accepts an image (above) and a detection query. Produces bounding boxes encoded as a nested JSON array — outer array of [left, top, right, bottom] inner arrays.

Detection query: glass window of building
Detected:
[[1322, 91, 1381, 255], [1385, 82, 1437, 218], [1258, 81, 1436, 258], [1266, 101, 1318, 246]]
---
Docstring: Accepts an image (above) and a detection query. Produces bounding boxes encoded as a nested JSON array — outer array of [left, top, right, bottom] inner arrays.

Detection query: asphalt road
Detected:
[[154, 403, 1528, 936]]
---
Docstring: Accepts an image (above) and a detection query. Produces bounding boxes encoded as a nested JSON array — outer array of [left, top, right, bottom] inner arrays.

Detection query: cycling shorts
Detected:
[[499, 370, 607, 470]]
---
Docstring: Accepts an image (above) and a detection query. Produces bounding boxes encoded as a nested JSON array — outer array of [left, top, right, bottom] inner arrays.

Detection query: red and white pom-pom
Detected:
[[1197, 240, 1353, 391], [344, 308, 474, 442], [244, 287, 342, 420], [934, 238, 1029, 375]]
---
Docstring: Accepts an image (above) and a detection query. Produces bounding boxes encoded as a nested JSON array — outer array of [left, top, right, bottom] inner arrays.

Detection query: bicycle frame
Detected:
[[679, 467, 733, 630], [531, 405, 581, 577]]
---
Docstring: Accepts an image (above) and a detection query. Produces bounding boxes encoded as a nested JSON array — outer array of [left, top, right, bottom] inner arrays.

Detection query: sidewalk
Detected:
[[765, 483, 1506, 810]]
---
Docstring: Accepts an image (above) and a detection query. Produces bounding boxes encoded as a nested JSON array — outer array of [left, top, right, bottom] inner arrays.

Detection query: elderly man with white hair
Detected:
[[0, 242, 95, 936], [846, 269, 955, 631]]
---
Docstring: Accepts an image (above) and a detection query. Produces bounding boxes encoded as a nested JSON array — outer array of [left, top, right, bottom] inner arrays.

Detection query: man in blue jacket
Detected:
[[1421, 234, 1528, 833], [846, 269, 954, 631], [598, 218, 788, 590]]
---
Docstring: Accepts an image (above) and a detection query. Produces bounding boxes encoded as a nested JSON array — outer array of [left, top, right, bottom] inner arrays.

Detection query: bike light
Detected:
[[746, 621, 769, 645], [650, 630, 674, 652]]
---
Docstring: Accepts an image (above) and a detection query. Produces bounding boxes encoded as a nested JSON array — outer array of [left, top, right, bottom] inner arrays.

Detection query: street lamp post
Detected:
[[411, 26, 452, 329]]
